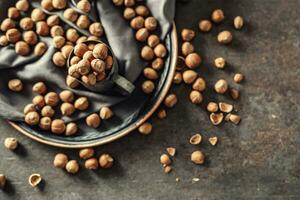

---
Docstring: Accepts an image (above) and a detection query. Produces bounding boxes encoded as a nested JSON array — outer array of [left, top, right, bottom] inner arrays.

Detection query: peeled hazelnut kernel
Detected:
[[25, 111, 40, 125], [160, 154, 171, 165], [157, 109, 167, 119], [93, 43, 108, 60], [61, 45, 73, 59], [8, 7, 20, 19], [66, 28, 79, 43], [81, 73, 97, 86], [145, 17, 157, 31], [152, 58, 164, 71], [148, 34, 160, 48], [207, 102, 219, 113], [47, 15, 60, 27], [91, 59, 105, 73], [190, 133, 202, 145], [77, 0, 91, 13], [52, 36, 65, 49], [79, 148, 94, 159], [89, 22, 104, 37], [60, 103, 75, 116], [44, 92, 59, 107], [164, 165, 172, 174], [234, 73, 244, 83], [0, 174, 6, 189], [6, 28, 21, 43], [185, 53, 201, 69], [68, 65, 80, 78], [8, 79, 23, 92], [230, 88, 239, 100], [176, 56, 186, 71], [15, 41, 30, 56], [53, 153, 68, 168], [192, 77, 206, 92], [0, 36, 8, 46], [1, 18, 15, 32], [181, 29, 195, 41], [32, 95, 45, 108], [41, 105, 55, 117], [28, 174, 42, 187], [41, 0, 53, 11], [217, 31, 233, 44], [164, 94, 177, 108], [211, 9, 225, 23], [77, 36, 88, 44], [24, 104, 36, 115], [74, 97, 89, 110], [191, 150, 205, 165], [52, 52, 66, 67], [123, 7, 136, 20], [65, 123, 78, 136], [182, 70, 198, 85], [214, 79, 228, 94], [86, 113, 101, 128], [34, 42, 47, 56], [105, 56, 113, 69], [76, 15, 91, 29], [154, 44, 167, 58], [99, 154, 114, 168], [141, 80, 155, 94], [77, 59, 91, 75], [219, 102, 233, 113], [199, 20, 212, 32], [209, 136, 218, 146], [70, 56, 81, 65], [85, 158, 99, 170], [52, 0, 67, 9], [181, 42, 194, 57], [23, 31, 38, 45], [16, 0, 29, 12], [31, 8, 46, 22], [36, 21, 49, 36], [51, 119, 66, 135], [4, 137, 18, 150], [210, 113, 224, 125], [166, 147, 176, 157], [144, 67, 158, 80], [83, 51, 94, 62], [50, 25, 64, 37], [229, 114, 241, 125], [66, 160, 79, 174], [74, 43, 89, 58], [136, 28, 149, 42], [234, 16, 244, 29], [189, 90, 203, 104], [63, 8, 78, 22], [135, 5, 149, 17], [39, 117, 52, 130], [66, 75, 79, 88], [99, 107, 114, 120], [214, 57, 226, 69], [59, 90, 74, 103], [141, 46, 154, 61], [20, 17, 34, 31], [130, 16, 144, 30], [112, 0, 123, 6], [124, 0, 135, 7], [138, 122, 152, 135]]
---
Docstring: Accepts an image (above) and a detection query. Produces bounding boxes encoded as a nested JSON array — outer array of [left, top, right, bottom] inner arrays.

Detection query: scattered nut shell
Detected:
[[210, 113, 224, 125], [28, 174, 42, 187], [166, 147, 176, 157], [189, 134, 202, 145], [208, 137, 218, 146], [219, 102, 233, 113]]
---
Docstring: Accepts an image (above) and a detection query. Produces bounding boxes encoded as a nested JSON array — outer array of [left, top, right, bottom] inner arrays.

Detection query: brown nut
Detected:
[[51, 119, 66, 135], [60, 103, 75, 116], [66, 75, 79, 88], [50, 25, 64, 37], [76, 15, 91, 29], [74, 97, 89, 110], [181, 29, 195, 41], [141, 46, 154, 61], [219, 102, 233, 113], [86, 113, 101, 128], [99, 107, 113, 120], [152, 58, 164, 71], [53, 153, 68, 168], [217, 31, 233, 44], [189, 90, 203, 104], [157, 109, 167, 119], [210, 113, 224, 125], [77, 36, 88, 44], [83, 51, 95, 62], [214, 57, 226, 69], [41, 105, 55, 117], [74, 43, 89, 58], [65, 123, 78, 136], [142, 80, 155, 94], [93, 43, 108, 60], [138, 122, 152, 135], [65, 160, 79, 174], [32, 95, 45, 108], [0, 174, 6, 189], [207, 102, 218, 113], [105, 56, 113, 70], [123, 7, 136, 20], [23, 104, 36, 115], [199, 20, 212, 32], [230, 88, 239, 100], [19, 17, 34, 31], [154, 44, 167, 58], [77, 59, 91, 75], [28, 174, 42, 187], [41, 0, 53, 11], [190, 133, 202, 145], [191, 150, 205, 165], [6, 28, 21, 43], [130, 16, 144, 30], [61, 44, 74, 59], [147, 34, 160, 48], [135, 5, 149, 17], [234, 16, 244, 30], [8, 7, 20, 19], [44, 92, 60, 106], [52, 0, 67, 9], [70, 56, 81, 65], [53, 36, 65, 49], [214, 79, 228, 94], [91, 59, 105, 73], [81, 73, 97, 86], [192, 77, 206, 92], [22, 30, 38, 45], [39, 116, 52, 130], [144, 17, 157, 31], [47, 15, 60, 27], [181, 42, 194, 57], [4, 137, 18, 150], [112, 0, 123, 6], [164, 94, 177, 108], [182, 70, 198, 85], [233, 73, 244, 83], [79, 148, 95, 159], [25, 111, 40, 125], [8, 79, 23, 92], [66, 28, 79, 43], [1, 18, 15, 31], [52, 52, 66, 67], [36, 21, 49, 36], [68, 64, 80, 78], [99, 154, 114, 168], [0, 35, 8, 46], [59, 90, 74, 103], [229, 114, 241, 125], [34, 42, 48, 56], [89, 22, 104, 37], [15, 41, 30, 56], [124, 0, 135, 7], [208, 136, 218, 146], [63, 8, 78, 22], [144, 67, 158, 80], [16, 0, 29, 12], [211, 9, 224, 23], [31, 8, 46, 22], [160, 154, 171, 165], [185, 53, 201, 69], [136, 28, 149, 42], [85, 158, 99, 170], [77, 0, 91, 13]]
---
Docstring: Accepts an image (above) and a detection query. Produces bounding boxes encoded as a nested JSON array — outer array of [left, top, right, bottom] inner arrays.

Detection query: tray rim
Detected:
[[7, 23, 178, 149]]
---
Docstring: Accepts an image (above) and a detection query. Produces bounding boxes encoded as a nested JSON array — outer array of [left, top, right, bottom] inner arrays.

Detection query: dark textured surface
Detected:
[[1, 0, 300, 199]]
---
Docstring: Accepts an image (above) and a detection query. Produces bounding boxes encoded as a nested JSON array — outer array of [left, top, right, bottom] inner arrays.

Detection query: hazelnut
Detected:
[[53, 153, 68, 168], [50, 25, 64, 37], [209, 136, 218, 146], [234, 16, 244, 29], [65, 123, 78, 136], [176, 56, 186, 71], [81, 73, 97, 86], [160, 154, 171, 165], [60, 103, 75, 116], [25, 111, 40, 125], [207, 102, 218, 113], [142, 80, 155, 94], [52, 52, 66, 67], [136, 28, 149, 42], [214, 57, 226, 69], [61, 45, 73, 59], [76, 15, 91, 29], [141, 46, 154, 61], [77, 59, 91, 75], [63, 8, 78, 22], [79, 148, 94, 159], [185, 53, 201, 69], [91, 59, 105, 73], [8, 79, 23, 92], [83, 51, 94, 62], [44, 92, 60, 106], [0, 174, 6, 189], [219, 102, 233, 113], [152, 58, 164, 71], [191, 150, 205, 164], [182, 70, 198, 84], [23, 104, 36, 115], [28, 174, 42, 187], [68, 65, 80, 78], [34, 42, 47, 56], [214, 79, 228, 94], [77, 0, 91, 13], [41, 105, 55, 117], [144, 17, 157, 31], [47, 15, 60, 27], [135, 5, 149, 17], [89, 22, 104, 37], [0, 35, 8, 46], [19, 17, 33, 31], [31, 8, 46, 22], [53, 36, 65, 49], [85, 158, 99, 170], [166, 147, 176, 157], [8, 7, 20, 19], [138, 122, 152, 135], [66, 75, 79, 88], [230, 88, 239, 100], [1, 18, 15, 31], [217, 31, 233, 44], [130, 16, 144, 30], [143, 67, 158, 80], [210, 113, 224, 125], [59, 90, 74, 103], [65, 160, 79, 174], [32, 95, 45, 108], [123, 8, 136, 20], [164, 94, 177, 108], [173, 72, 182, 84], [157, 109, 167, 119], [93, 43, 108, 60], [229, 114, 241, 125], [192, 77, 206, 92], [86, 113, 101, 128], [99, 107, 113, 120], [16, 0, 29, 12], [23, 31, 38, 45], [189, 90, 203, 104], [74, 97, 89, 110], [15, 41, 30, 56], [95, 72, 106, 81], [51, 119, 66, 134], [66, 28, 79, 43], [74, 43, 89, 58], [77, 36, 88, 44], [39, 117, 52, 130], [41, 0, 53, 11], [190, 134, 202, 145], [154, 44, 167, 58], [105, 56, 113, 69], [199, 20, 212, 32], [164, 165, 172, 174], [6, 28, 21, 43], [36, 21, 49, 36], [4, 137, 18, 150], [112, 0, 123, 6], [181, 42, 194, 57], [211, 9, 224, 23], [124, 0, 135, 7], [70, 56, 81, 65], [181, 29, 195, 41], [233, 73, 244, 83], [52, 0, 67, 9], [147, 34, 160, 48], [99, 154, 114, 168]]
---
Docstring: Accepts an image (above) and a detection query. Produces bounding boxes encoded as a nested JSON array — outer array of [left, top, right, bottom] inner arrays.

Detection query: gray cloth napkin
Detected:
[[0, 0, 175, 121]]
